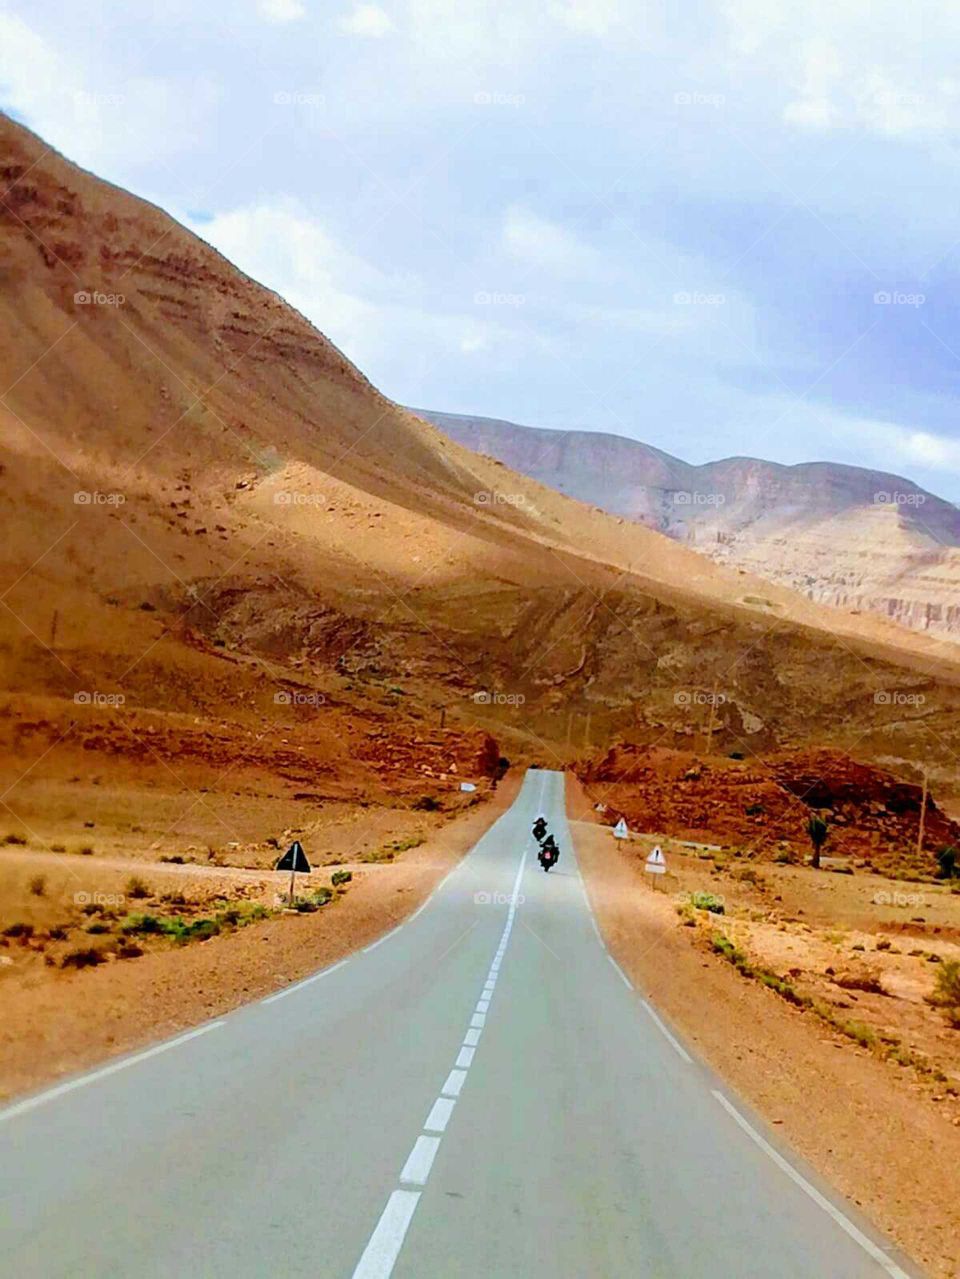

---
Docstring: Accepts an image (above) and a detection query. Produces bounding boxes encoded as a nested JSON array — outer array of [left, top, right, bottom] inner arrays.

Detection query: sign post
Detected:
[[276, 840, 311, 904]]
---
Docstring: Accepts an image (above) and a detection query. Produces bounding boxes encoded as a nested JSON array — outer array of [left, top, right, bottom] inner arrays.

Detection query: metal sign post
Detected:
[[276, 840, 311, 904]]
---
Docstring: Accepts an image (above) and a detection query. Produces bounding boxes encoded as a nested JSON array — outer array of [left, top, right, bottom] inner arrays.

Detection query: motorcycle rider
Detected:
[[539, 833, 559, 869], [532, 815, 547, 842]]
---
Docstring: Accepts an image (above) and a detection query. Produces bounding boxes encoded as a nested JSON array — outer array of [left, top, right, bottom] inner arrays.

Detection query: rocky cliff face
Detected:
[[419, 410, 960, 642]]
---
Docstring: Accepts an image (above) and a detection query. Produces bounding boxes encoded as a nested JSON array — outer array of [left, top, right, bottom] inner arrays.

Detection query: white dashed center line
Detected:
[[351, 839, 530, 1279]]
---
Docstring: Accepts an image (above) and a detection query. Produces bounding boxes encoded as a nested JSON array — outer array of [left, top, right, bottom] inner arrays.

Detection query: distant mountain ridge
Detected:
[[416, 409, 960, 640]]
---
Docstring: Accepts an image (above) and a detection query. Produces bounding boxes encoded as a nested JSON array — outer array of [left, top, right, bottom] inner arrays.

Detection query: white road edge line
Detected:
[[0, 1021, 225, 1124], [711, 1091, 911, 1279], [606, 953, 632, 988], [364, 924, 404, 954], [351, 1189, 421, 1279], [262, 959, 348, 1004], [639, 1000, 693, 1064]]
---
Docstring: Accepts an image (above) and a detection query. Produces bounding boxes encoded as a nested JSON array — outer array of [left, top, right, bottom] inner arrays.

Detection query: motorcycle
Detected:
[[538, 837, 559, 872], [532, 817, 547, 842]]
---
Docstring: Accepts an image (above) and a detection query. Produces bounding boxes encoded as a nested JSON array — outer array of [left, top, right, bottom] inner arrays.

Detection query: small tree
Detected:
[[936, 846, 958, 880], [930, 959, 960, 1028], [806, 814, 829, 869]]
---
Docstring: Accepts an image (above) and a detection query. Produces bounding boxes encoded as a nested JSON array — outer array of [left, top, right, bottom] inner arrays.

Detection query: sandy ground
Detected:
[[569, 776, 960, 1279], [0, 772, 520, 1103]]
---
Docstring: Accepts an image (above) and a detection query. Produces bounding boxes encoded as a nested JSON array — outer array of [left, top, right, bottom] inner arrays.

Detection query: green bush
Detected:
[[331, 870, 353, 887], [120, 913, 166, 936], [690, 892, 725, 915], [175, 918, 220, 943]]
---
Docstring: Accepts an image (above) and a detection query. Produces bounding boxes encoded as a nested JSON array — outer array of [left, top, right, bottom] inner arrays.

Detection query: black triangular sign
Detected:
[[276, 841, 310, 873]]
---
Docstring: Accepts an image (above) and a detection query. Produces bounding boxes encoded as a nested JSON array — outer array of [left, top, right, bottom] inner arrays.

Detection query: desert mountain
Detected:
[[2, 112, 960, 811], [418, 410, 960, 642]]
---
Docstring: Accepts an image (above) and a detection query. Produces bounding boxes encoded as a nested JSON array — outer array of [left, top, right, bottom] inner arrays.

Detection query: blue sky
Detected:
[[3, 1, 960, 497]]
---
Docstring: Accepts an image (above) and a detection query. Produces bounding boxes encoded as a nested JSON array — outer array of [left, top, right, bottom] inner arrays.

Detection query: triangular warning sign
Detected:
[[613, 818, 629, 839], [645, 845, 666, 874], [276, 841, 311, 873]]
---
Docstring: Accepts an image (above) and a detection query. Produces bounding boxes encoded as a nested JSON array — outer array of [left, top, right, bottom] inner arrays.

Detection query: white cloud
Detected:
[[875, 423, 960, 476], [257, 0, 306, 21], [502, 206, 609, 281], [550, 0, 634, 39], [338, 4, 394, 38], [781, 40, 842, 130], [761, 401, 960, 487], [0, 13, 218, 173], [184, 198, 534, 376], [723, 0, 960, 137]]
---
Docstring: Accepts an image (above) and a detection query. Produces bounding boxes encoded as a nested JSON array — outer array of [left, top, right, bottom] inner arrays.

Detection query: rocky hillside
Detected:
[[4, 112, 960, 811], [420, 410, 960, 642], [577, 743, 960, 878]]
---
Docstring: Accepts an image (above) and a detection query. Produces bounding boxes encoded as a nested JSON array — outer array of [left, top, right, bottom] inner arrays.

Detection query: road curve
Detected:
[[0, 769, 919, 1277]]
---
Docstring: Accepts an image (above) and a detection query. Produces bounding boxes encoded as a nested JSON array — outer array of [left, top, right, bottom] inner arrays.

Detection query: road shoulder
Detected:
[[568, 774, 960, 1279], [0, 774, 521, 1103]]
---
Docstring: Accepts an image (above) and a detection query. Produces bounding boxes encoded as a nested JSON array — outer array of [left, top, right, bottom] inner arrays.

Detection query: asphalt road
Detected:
[[0, 769, 919, 1277]]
